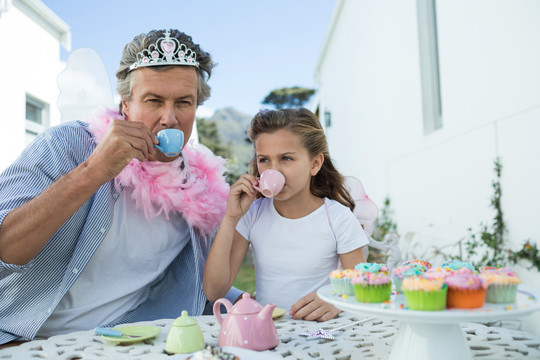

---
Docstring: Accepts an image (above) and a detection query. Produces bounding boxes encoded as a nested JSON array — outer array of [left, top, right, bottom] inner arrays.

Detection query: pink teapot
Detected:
[[213, 293, 279, 351]]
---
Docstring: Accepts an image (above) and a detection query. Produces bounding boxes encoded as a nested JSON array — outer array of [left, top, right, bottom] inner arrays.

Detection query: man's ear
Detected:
[[310, 153, 324, 176], [121, 98, 129, 118]]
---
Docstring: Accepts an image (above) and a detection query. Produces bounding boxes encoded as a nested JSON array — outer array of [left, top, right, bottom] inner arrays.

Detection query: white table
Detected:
[[1, 313, 540, 359], [319, 284, 540, 360]]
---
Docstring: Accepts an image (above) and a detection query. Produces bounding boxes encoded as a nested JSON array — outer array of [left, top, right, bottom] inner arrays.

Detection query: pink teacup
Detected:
[[254, 170, 285, 198]]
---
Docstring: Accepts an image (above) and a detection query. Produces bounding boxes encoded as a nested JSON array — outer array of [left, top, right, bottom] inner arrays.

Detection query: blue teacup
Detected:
[[155, 129, 184, 157]]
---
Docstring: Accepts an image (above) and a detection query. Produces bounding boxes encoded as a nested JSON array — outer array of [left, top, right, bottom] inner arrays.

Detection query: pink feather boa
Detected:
[[87, 108, 229, 238]]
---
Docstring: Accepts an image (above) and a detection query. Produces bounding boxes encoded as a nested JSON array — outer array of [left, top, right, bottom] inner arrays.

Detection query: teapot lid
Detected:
[[172, 310, 198, 327], [229, 293, 263, 315]]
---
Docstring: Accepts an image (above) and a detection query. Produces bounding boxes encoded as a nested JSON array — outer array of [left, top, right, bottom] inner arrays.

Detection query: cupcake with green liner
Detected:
[[479, 266, 521, 303], [392, 265, 427, 293], [441, 260, 476, 272], [329, 269, 362, 295], [402, 276, 447, 311], [355, 262, 388, 274], [350, 272, 391, 303]]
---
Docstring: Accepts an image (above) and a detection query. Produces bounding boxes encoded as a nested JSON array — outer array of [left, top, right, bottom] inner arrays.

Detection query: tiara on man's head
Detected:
[[128, 30, 199, 72]]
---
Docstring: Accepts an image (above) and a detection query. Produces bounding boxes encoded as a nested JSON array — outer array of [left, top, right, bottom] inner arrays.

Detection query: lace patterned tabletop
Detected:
[[1, 314, 540, 360]]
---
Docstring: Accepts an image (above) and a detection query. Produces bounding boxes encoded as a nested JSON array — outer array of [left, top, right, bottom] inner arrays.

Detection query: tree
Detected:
[[196, 118, 230, 159], [196, 117, 242, 184], [262, 86, 315, 109]]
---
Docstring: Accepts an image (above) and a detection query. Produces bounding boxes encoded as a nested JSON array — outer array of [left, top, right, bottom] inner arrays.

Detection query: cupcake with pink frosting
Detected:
[[424, 267, 454, 281], [350, 272, 391, 303], [479, 266, 521, 303], [445, 272, 487, 309], [401, 259, 432, 269]]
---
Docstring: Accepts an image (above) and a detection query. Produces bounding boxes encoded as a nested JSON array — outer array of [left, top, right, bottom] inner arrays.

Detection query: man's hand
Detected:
[[289, 291, 341, 321], [85, 120, 158, 184]]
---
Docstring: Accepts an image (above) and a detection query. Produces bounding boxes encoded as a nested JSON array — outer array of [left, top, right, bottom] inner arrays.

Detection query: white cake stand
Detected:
[[318, 284, 540, 360]]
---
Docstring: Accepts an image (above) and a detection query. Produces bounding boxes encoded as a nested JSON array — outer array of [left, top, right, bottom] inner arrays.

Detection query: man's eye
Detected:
[[283, 156, 292, 161]]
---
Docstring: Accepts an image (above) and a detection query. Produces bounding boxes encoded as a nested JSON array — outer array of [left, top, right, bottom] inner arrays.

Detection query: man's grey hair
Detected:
[[116, 29, 215, 113]]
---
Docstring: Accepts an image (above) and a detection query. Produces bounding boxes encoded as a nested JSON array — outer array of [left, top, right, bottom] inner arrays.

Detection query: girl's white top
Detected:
[[237, 197, 368, 310]]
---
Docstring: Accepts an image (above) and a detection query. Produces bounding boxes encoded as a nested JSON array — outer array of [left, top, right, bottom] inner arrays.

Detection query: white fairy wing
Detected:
[[57, 48, 115, 123]]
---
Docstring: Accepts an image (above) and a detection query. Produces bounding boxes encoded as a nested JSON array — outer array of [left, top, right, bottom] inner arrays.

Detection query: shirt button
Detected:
[[48, 308, 52, 314], [100, 228, 106, 234], [113, 193, 119, 199], [72, 268, 78, 274]]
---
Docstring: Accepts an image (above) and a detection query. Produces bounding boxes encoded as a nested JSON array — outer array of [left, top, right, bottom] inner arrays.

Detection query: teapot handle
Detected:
[[213, 298, 233, 326]]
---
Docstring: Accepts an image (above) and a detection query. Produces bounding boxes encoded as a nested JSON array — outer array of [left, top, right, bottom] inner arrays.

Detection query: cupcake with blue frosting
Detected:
[[355, 262, 388, 274]]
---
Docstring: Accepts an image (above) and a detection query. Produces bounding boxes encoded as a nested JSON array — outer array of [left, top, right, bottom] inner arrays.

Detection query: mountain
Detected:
[[208, 107, 253, 177], [209, 107, 252, 143]]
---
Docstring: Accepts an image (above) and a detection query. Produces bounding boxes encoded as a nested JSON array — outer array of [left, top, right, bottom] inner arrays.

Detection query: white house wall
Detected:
[[318, 0, 540, 248], [0, 0, 67, 171], [317, 0, 540, 333]]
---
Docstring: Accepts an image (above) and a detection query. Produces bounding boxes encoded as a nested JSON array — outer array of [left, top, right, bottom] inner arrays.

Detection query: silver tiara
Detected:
[[128, 30, 199, 72]]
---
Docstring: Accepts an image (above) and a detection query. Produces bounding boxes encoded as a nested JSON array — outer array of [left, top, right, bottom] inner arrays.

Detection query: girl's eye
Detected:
[[258, 158, 268, 163], [282, 156, 292, 161]]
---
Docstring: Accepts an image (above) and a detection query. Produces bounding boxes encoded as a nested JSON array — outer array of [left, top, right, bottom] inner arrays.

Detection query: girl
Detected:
[[203, 108, 368, 321]]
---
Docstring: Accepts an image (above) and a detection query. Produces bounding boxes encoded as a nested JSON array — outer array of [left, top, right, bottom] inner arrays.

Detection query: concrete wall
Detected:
[[316, 0, 540, 334]]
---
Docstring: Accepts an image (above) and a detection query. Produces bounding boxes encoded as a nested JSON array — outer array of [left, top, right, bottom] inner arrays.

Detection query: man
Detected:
[[0, 29, 241, 345]]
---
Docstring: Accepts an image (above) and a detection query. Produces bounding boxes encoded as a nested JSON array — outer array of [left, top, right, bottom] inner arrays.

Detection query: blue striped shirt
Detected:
[[0, 121, 241, 344]]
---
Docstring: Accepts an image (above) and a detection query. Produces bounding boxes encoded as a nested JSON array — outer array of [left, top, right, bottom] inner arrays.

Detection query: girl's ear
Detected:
[[310, 153, 324, 176]]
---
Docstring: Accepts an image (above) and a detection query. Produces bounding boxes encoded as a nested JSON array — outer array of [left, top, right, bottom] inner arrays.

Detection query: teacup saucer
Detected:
[[272, 307, 287, 319], [101, 325, 161, 343]]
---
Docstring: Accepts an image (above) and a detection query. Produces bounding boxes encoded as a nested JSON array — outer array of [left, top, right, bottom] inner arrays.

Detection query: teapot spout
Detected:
[[258, 303, 276, 321]]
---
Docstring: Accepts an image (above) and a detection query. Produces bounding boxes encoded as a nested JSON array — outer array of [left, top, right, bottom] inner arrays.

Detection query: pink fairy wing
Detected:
[[344, 176, 379, 237]]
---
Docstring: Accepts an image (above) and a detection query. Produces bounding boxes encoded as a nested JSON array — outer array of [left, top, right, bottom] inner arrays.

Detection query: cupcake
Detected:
[[445, 273, 487, 309], [441, 260, 476, 272], [355, 262, 388, 274], [401, 259, 432, 269], [392, 265, 427, 293], [329, 269, 361, 295], [424, 267, 454, 281], [479, 266, 521, 303], [350, 272, 391, 303], [402, 276, 447, 311]]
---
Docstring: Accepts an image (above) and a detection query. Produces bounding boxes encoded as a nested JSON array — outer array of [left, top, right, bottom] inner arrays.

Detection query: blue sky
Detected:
[[42, 0, 336, 117]]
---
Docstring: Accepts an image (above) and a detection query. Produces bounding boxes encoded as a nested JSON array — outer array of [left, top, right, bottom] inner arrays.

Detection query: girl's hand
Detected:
[[289, 292, 341, 322], [225, 174, 258, 220]]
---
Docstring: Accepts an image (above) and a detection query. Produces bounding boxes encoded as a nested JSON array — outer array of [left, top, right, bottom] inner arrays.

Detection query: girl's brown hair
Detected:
[[247, 108, 355, 211]]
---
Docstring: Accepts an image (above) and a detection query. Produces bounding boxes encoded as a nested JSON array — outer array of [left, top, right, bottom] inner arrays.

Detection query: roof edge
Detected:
[[314, 0, 345, 84], [14, 0, 71, 50]]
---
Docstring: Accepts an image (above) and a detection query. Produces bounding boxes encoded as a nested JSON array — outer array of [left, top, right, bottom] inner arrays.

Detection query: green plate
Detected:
[[101, 325, 161, 343]]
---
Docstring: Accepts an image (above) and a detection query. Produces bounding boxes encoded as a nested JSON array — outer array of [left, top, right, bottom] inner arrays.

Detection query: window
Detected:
[[324, 110, 332, 128], [417, 0, 442, 134], [25, 95, 49, 144]]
